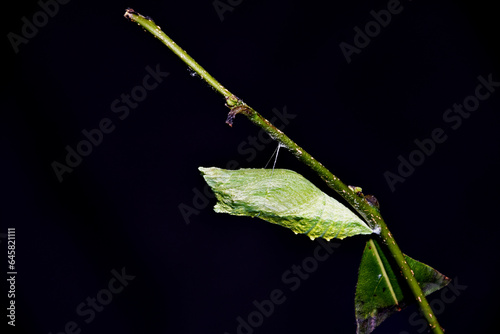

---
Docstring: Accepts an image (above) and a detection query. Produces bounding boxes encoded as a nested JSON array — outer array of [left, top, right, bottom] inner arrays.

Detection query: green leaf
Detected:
[[355, 239, 451, 334], [199, 167, 374, 240]]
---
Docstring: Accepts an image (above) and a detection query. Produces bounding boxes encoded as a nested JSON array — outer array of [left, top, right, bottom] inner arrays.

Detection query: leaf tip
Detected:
[[198, 166, 217, 176]]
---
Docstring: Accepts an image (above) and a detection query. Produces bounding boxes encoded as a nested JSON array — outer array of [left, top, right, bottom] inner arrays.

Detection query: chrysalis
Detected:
[[199, 167, 374, 240]]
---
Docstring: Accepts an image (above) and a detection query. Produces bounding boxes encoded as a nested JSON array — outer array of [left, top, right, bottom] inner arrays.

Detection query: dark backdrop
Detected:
[[3, 1, 499, 333]]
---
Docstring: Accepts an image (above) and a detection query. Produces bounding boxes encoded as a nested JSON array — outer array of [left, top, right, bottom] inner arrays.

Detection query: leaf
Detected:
[[199, 167, 374, 240], [355, 239, 451, 334]]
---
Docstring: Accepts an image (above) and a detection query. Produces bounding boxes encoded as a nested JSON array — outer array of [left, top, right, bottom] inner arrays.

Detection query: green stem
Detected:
[[124, 9, 236, 104], [124, 8, 444, 334]]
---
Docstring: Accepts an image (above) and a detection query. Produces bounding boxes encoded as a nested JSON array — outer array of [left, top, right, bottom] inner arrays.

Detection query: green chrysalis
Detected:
[[199, 167, 374, 240]]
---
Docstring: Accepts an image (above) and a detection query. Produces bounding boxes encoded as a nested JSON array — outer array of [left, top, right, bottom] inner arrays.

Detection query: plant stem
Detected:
[[123, 8, 236, 103], [124, 8, 444, 333]]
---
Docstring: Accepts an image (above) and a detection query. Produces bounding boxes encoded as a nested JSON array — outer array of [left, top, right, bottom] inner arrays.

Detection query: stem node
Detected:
[[226, 105, 251, 127]]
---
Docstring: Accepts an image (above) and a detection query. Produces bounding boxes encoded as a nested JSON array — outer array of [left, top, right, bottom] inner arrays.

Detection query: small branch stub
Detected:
[[226, 105, 251, 127], [124, 8, 139, 20]]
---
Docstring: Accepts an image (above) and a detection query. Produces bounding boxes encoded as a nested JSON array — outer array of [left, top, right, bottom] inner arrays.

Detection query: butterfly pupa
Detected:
[[199, 167, 374, 240]]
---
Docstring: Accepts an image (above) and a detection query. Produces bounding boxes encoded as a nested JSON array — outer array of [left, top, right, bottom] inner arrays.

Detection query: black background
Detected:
[[3, 0, 499, 333]]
